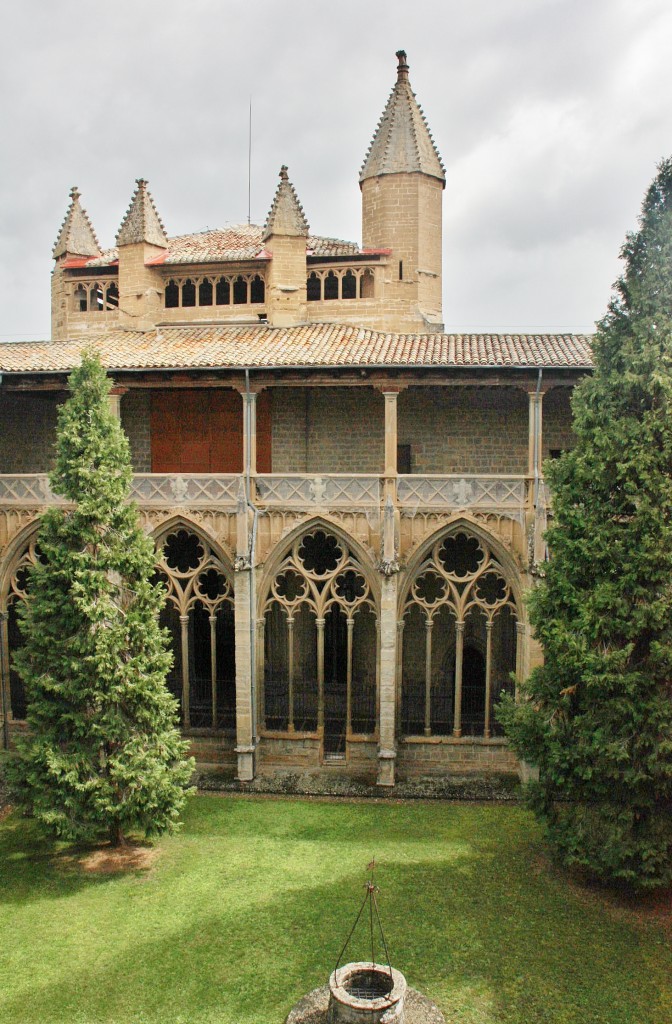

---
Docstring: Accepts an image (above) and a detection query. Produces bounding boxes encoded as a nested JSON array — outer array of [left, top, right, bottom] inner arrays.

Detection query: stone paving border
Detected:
[[286, 985, 445, 1024]]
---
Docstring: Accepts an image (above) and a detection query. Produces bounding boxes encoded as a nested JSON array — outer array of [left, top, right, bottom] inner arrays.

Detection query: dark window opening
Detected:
[[250, 275, 265, 304], [399, 260, 403, 281], [397, 444, 412, 474], [91, 284, 104, 311], [165, 280, 179, 308], [105, 283, 119, 309], [233, 276, 247, 304], [341, 271, 357, 300], [549, 449, 565, 459], [216, 278, 230, 305], [306, 273, 321, 301], [182, 279, 196, 307], [199, 279, 213, 306], [324, 271, 338, 301]]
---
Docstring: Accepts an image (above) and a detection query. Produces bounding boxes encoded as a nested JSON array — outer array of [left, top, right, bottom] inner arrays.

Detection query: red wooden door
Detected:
[[150, 390, 245, 473]]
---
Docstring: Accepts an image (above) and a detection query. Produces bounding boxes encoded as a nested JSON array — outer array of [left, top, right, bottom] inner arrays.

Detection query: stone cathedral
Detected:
[[0, 52, 591, 786]]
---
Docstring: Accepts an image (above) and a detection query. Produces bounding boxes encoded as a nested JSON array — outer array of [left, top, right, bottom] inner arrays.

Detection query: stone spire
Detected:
[[360, 51, 445, 185], [262, 166, 309, 241], [116, 178, 168, 247], [52, 186, 101, 259]]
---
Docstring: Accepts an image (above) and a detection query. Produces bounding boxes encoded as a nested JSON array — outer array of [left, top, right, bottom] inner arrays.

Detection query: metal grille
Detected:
[[344, 970, 393, 1001]]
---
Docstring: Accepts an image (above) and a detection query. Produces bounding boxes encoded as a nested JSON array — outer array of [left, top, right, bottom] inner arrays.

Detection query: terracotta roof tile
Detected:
[[0, 325, 593, 375], [86, 225, 360, 268]]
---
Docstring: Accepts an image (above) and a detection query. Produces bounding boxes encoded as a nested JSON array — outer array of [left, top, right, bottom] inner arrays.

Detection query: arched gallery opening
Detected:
[[400, 529, 519, 739], [261, 528, 378, 754], [154, 526, 236, 731]]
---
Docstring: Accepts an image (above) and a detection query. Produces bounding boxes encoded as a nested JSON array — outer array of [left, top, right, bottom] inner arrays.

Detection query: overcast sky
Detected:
[[1, 0, 671, 341]]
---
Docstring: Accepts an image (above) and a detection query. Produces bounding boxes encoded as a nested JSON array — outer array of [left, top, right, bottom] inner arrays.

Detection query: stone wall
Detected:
[[120, 391, 152, 471], [0, 392, 63, 472], [543, 387, 575, 457], [270, 387, 385, 473], [398, 387, 529, 474]]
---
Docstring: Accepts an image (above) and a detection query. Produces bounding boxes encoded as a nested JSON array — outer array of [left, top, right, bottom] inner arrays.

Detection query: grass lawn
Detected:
[[0, 795, 670, 1024]]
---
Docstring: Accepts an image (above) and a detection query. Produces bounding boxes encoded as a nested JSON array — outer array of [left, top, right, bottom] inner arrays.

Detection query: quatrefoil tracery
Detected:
[[265, 530, 375, 620], [405, 531, 515, 623], [156, 528, 232, 616]]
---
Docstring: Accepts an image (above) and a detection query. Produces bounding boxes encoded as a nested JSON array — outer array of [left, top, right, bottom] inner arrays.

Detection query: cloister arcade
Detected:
[[0, 516, 523, 772]]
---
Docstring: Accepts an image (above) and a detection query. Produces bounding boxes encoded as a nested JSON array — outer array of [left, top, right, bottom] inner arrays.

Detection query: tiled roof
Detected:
[[360, 51, 445, 184], [0, 325, 593, 374], [86, 225, 360, 267]]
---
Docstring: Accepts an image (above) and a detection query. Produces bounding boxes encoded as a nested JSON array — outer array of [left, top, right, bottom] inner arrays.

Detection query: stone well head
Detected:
[[328, 961, 406, 1024]]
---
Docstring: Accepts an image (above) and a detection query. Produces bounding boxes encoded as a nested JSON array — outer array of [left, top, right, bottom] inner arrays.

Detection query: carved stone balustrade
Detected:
[[255, 474, 381, 508], [397, 474, 528, 519]]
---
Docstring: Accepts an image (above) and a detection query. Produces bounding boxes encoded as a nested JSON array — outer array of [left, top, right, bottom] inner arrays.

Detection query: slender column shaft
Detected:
[[287, 617, 295, 731], [396, 619, 405, 738], [257, 618, 266, 730], [377, 574, 398, 786], [234, 570, 255, 779], [244, 392, 258, 478], [527, 392, 536, 479], [424, 618, 433, 737], [515, 621, 525, 702], [209, 614, 218, 727], [484, 619, 493, 739], [346, 618, 354, 737], [316, 618, 325, 731], [453, 620, 465, 737], [382, 390, 399, 502], [179, 614, 190, 729]]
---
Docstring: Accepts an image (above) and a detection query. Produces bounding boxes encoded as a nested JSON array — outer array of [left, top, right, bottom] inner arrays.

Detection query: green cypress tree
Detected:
[[499, 158, 672, 889], [11, 353, 193, 845]]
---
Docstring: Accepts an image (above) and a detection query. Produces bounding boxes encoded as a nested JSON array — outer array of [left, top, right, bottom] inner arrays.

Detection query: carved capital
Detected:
[[234, 554, 252, 572], [378, 557, 400, 577]]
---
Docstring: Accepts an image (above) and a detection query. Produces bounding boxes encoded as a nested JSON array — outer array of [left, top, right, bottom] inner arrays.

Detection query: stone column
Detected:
[[378, 568, 398, 786], [382, 390, 399, 502], [234, 567, 256, 781], [244, 391, 258, 478], [108, 392, 122, 420], [234, 482, 256, 781]]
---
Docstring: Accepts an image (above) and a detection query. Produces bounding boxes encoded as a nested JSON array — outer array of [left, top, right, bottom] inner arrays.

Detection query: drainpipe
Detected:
[[533, 368, 543, 510], [244, 368, 259, 744]]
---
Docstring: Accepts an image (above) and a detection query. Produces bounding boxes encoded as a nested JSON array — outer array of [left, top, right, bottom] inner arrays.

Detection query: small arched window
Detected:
[[165, 280, 179, 308], [90, 284, 104, 311], [250, 275, 265, 304], [324, 271, 338, 300], [73, 284, 87, 312], [105, 283, 119, 309], [199, 279, 213, 306], [182, 279, 196, 307], [342, 271, 357, 300], [306, 273, 321, 301], [233, 276, 248, 305], [216, 278, 230, 305]]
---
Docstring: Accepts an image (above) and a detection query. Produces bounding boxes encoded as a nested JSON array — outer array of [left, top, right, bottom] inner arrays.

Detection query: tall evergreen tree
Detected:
[[499, 158, 672, 888], [11, 353, 193, 845]]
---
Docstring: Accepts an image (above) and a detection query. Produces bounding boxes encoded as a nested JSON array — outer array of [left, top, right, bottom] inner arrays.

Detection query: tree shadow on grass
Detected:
[[2, 818, 671, 1024], [0, 811, 154, 906]]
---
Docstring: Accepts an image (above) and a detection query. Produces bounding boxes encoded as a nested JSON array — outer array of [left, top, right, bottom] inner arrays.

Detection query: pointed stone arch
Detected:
[[399, 517, 524, 740], [150, 516, 236, 732], [0, 518, 43, 723], [258, 517, 380, 753]]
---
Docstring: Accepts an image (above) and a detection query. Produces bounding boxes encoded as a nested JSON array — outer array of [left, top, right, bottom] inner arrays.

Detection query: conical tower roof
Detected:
[[116, 178, 168, 247], [52, 187, 101, 259], [360, 51, 445, 185], [262, 165, 309, 241]]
